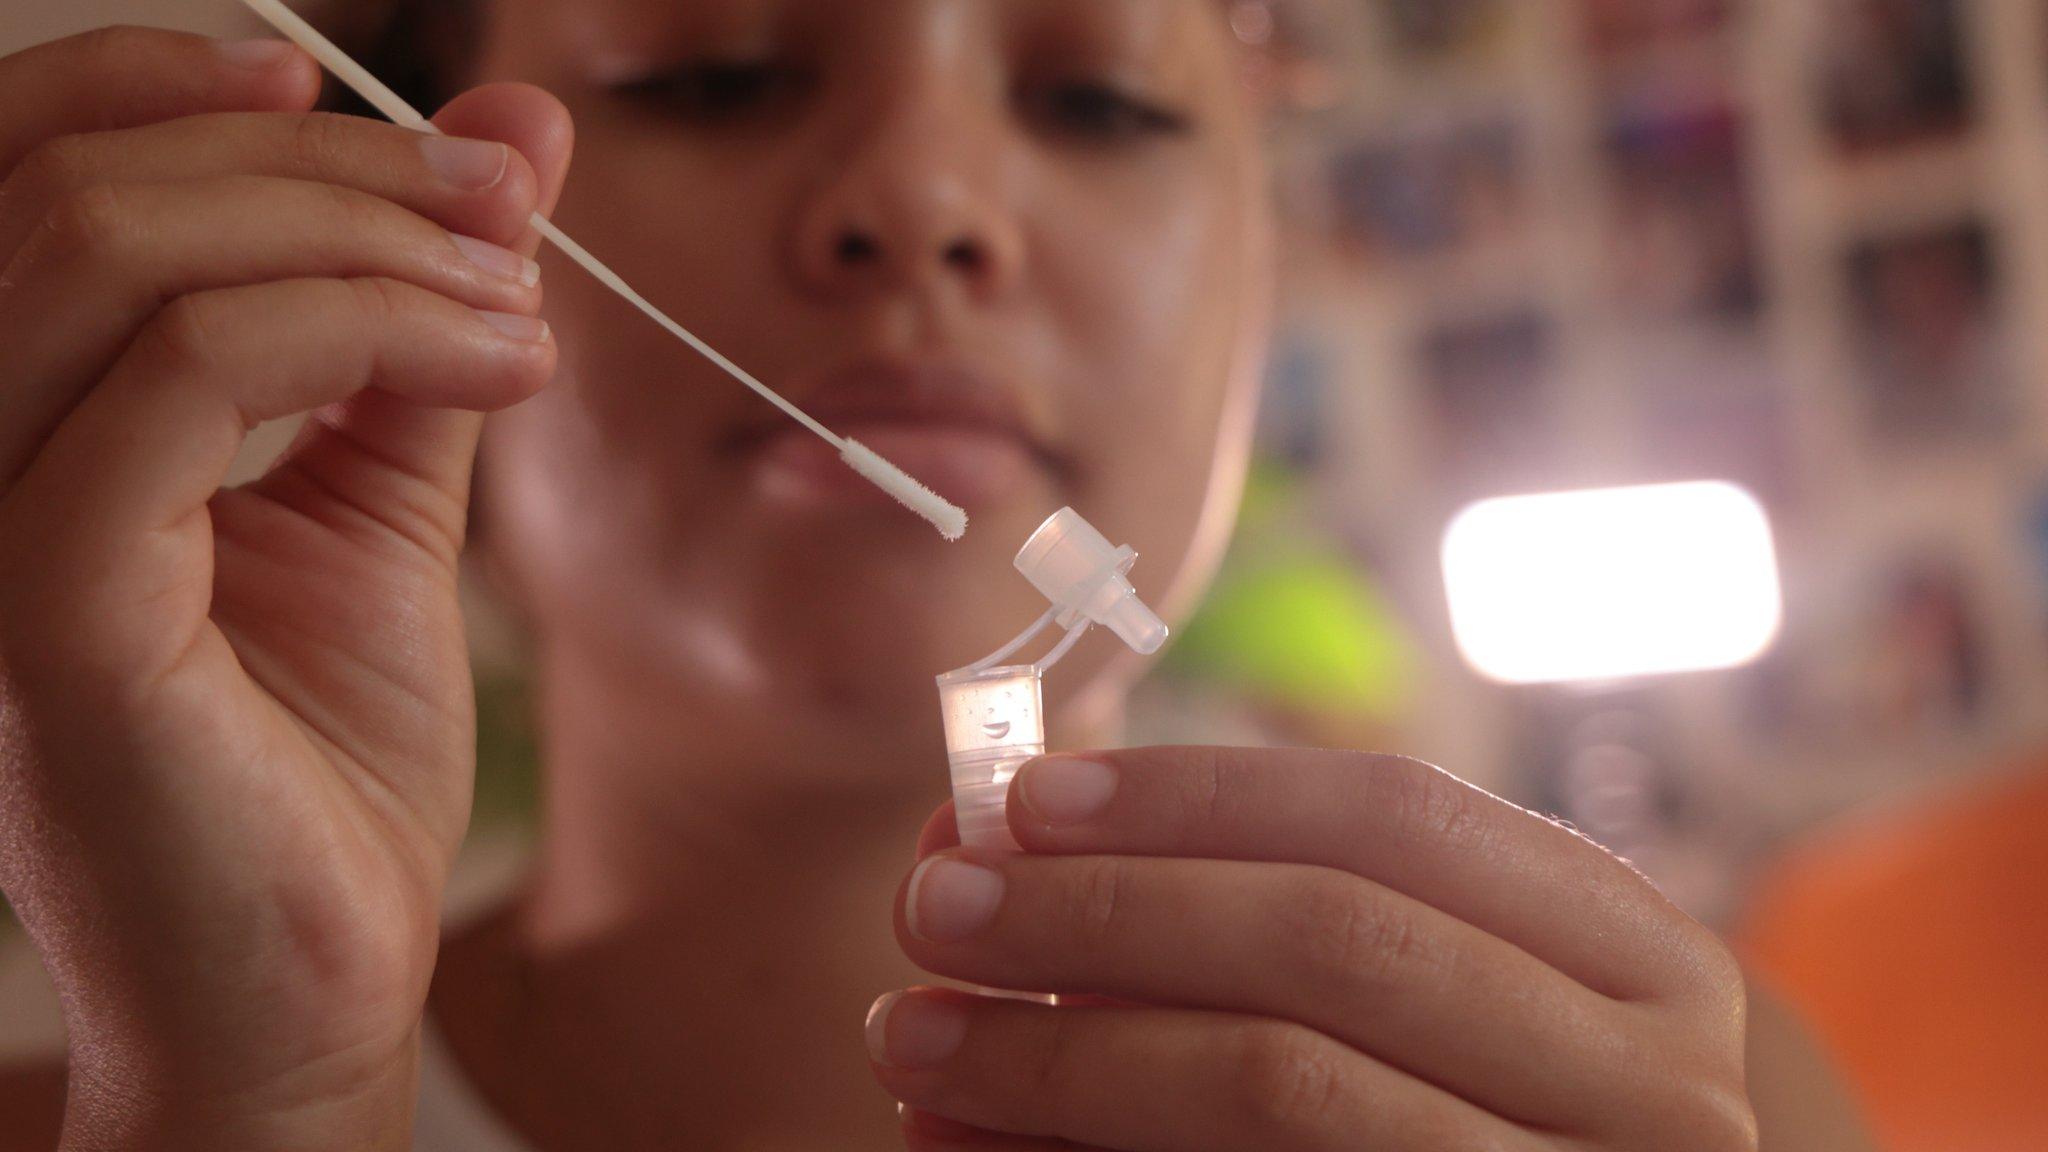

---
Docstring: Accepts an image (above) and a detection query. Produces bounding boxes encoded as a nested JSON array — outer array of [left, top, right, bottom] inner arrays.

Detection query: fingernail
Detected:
[[1019, 756, 1118, 826], [476, 311, 549, 343], [218, 38, 294, 70], [450, 234, 541, 287], [866, 991, 968, 1069], [905, 857, 1004, 943], [422, 136, 510, 191]]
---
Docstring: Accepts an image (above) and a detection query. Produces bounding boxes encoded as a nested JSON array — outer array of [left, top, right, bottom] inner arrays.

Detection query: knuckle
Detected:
[[144, 290, 231, 372], [7, 133, 92, 206], [1694, 939, 1753, 1031], [1683, 923, 1746, 1000], [1366, 754, 1499, 856], [344, 275, 412, 325], [1172, 744, 1260, 831], [286, 112, 356, 176], [1293, 875, 1438, 991], [1676, 1080, 1760, 1152], [317, 180, 397, 238], [1603, 1027, 1754, 1151], [1063, 855, 1134, 949], [1637, 907, 1746, 1009], [38, 182, 134, 264], [1232, 1022, 1349, 1133]]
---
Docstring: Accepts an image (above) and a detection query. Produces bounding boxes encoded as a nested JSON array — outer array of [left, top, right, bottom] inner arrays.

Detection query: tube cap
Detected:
[[1014, 508, 1169, 655]]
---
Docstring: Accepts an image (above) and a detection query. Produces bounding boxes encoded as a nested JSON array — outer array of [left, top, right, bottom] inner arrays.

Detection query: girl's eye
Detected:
[[610, 60, 811, 124], [1023, 80, 1193, 144]]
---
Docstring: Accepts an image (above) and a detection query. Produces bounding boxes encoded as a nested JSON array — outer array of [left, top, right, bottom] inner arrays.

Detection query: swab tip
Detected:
[[840, 440, 969, 541]]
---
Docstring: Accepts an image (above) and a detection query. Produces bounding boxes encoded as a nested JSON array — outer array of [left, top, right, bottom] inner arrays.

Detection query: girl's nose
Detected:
[[789, 102, 1025, 305]]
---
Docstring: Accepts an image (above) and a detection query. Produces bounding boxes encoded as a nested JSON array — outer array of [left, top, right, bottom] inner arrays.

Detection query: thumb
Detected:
[[431, 82, 575, 259]]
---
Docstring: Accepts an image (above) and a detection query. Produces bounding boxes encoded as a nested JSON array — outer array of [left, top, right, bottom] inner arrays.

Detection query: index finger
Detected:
[[0, 25, 321, 173], [1001, 747, 1730, 1003]]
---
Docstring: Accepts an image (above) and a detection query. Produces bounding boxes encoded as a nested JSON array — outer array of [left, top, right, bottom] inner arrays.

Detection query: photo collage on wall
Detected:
[[1417, 308, 1560, 500], [1814, 0, 2027, 751], [1847, 220, 2012, 446], [1818, 0, 1974, 153], [1370, 0, 1514, 63], [1602, 88, 1760, 324], [1324, 113, 1527, 267], [1582, 0, 1736, 58], [1819, 0, 2013, 455], [1741, 550, 1992, 746], [1239, 0, 2048, 770], [1574, 2, 1792, 520]]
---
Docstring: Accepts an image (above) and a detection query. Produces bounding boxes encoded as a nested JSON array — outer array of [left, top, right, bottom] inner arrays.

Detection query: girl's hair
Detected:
[[315, 0, 483, 119]]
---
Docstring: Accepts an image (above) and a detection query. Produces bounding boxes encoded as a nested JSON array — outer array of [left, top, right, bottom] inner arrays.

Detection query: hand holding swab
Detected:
[[233, 0, 968, 541]]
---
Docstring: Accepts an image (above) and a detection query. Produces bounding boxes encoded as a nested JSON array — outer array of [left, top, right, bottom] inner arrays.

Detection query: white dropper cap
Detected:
[[1013, 508, 1169, 656]]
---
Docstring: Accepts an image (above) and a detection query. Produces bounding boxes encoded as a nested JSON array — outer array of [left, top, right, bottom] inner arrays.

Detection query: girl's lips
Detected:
[[747, 422, 1043, 511]]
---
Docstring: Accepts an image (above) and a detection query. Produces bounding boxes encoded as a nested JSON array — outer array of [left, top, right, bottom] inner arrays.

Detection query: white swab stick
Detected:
[[234, 0, 968, 541]]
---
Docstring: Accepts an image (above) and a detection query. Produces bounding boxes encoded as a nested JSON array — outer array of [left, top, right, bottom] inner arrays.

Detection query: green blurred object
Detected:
[[1166, 469, 1417, 723], [473, 671, 541, 826]]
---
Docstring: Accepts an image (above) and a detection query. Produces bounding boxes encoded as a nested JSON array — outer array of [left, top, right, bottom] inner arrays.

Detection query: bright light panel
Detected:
[[1442, 481, 1783, 685]]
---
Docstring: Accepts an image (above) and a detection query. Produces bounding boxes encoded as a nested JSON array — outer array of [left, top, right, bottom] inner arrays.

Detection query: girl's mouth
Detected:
[[724, 357, 1073, 513], [747, 420, 1045, 511]]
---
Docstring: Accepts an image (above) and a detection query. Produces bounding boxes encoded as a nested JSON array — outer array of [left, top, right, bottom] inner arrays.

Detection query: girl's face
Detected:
[[474, 0, 1270, 763]]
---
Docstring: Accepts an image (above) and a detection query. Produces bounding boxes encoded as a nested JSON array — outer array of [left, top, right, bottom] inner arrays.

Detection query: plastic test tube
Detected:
[[934, 664, 1047, 853], [935, 663, 1056, 1004]]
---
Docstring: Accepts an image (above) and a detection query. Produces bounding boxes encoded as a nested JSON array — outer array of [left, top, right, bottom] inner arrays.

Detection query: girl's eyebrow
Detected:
[[1012, 0, 1214, 80], [555, 0, 784, 65]]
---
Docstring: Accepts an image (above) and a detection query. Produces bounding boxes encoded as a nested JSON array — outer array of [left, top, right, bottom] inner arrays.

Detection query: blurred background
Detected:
[[1141, 0, 2048, 920], [5, 0, 2048, 1147]]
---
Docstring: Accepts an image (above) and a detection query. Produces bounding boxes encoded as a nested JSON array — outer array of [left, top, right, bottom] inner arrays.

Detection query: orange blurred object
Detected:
[[1740, 768, 2048, 1152]]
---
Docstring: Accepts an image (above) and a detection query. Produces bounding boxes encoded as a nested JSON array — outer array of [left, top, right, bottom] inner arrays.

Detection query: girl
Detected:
[[0, 2, 1864, 1148]]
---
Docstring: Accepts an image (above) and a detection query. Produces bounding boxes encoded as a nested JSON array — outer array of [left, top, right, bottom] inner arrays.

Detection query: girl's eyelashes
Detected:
[[604, 60, 1193, 146], [1020, 78, 1195, 144], [608, 58, 815, 124]]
